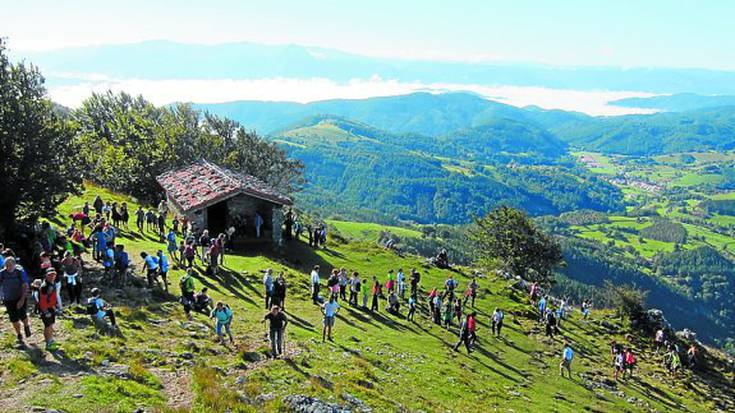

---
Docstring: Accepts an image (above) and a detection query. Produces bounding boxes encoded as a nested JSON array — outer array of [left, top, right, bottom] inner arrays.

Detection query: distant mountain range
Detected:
[[610, 93, 735, 112], [15, 40, 735, 94], [194, 92, 735, 156]]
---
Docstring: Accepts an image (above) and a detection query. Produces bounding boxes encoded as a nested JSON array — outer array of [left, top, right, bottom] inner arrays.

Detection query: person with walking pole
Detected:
[[263, 305, 288, 358]]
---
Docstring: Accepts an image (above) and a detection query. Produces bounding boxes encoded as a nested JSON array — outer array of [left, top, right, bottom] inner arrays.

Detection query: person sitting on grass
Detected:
[[321, 295, 340, 342], [193, 287, 213, 314], [87, 288, 118, 331], [211, 301, 234, 344], [39, 268, 61, 351], [560, 340, 574, 378], [387, 290, 400, 315], [263, 305, 288, 359]]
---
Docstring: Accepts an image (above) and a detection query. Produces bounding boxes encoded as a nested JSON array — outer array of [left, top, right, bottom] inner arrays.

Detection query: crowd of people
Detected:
[[0, 195, 711, 381]]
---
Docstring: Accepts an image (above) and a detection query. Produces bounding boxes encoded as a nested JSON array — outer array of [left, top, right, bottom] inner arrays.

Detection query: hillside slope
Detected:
[[1, 185, 733, 412]]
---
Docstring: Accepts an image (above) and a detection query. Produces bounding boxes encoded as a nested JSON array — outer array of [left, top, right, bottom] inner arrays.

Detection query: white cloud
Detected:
[[46, 75, 658, 116]]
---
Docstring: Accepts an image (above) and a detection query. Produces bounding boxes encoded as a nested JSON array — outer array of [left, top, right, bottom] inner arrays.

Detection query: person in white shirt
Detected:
[[320, 295, 340, 342], [310, 265, 321, 304]]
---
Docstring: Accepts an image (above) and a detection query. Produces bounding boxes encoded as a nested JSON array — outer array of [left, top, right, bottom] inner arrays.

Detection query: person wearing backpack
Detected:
[[61, 251, 82, 305], [491, 307, 504, 337], [273, 273, 287, 311], [407, 296, 417, 322], [140, 252, 160, 289], [180, 269, 196, 319], [560, 341, 574, 378], [184, 241, 196, 269], [545, 309, 557, 339], [87, 288, 118, 330], [39, 269, 61, 351], [0, 257, 32, 343], [623, 348, 636, 379], [409, 269, 420, 300], [210, 301, 234, 344]]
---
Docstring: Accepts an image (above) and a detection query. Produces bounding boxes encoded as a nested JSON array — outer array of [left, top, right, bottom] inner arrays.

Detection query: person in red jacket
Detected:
[[39, 268, 60, 351]]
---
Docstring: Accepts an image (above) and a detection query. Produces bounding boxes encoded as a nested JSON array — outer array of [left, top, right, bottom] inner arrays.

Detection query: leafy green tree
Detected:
[[0, 39, 81, 237], [469, 206, 562, 284], [73, 92, 303, 201], [604, 280, 648, 323]]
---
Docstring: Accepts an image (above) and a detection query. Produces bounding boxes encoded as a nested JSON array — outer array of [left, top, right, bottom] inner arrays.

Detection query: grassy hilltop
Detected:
[[1, 185, 734, 413]]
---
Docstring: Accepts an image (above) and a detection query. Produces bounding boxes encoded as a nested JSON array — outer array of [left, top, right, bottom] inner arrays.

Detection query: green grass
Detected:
[[1, 184, 733, 412], [327, 220, 423, 241]]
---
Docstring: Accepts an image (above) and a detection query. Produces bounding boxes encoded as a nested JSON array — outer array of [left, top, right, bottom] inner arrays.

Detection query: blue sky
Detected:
[[3, 0, 735, 69]]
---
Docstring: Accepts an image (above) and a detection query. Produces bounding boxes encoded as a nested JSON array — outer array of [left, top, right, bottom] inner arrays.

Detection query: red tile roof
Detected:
[[156, 160, 292, 213]]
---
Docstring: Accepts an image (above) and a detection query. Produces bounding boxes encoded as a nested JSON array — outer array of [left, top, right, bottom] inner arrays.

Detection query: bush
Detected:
[[604, 280, 648, 323]]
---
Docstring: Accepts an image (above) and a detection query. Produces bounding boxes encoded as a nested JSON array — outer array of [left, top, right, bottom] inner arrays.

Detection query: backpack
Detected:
[[86, 299, 99, 316]]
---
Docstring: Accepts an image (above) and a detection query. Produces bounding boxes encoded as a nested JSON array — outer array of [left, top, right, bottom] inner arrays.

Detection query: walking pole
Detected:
[[282, 327, 287, 358]]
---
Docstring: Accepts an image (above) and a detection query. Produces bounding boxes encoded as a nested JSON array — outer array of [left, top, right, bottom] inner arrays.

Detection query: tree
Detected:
[[0, 39, 81, 237], [73, 92, 303, 201], [470, 206, 563, 284], [604, 280, 648, 323]]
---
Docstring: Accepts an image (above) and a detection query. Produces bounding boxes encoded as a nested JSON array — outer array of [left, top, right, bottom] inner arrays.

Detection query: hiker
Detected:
[[199, 230, 211, 264], [39, 269, 60, 351], [114, 244, 130, 285], [215, 233, 226, 265], [263, 305, 288, 358], [102, 202, 112, 221], [145, 209, 156, 231], [387, 291, 400, 315], [396, 268, 405, 299], [156, 250, 170, 291], [321, 295, 340, 342], [0, 257, 32, 342], [87, 288, 118, 329], [613, 349, 625, 380], [545, 309, 557, 339], [184, 240, 197, 269], [687, 344, 699, 368], [310, 265, 321, 304], [453, 313, 473, 354], [406, 297, 416, 321], [348, 271, 360, 307], [360, 276, 370, 308], [491, 307, 504, 337], [111, 202, 122, 228], [623, 348, 636, 379], [386, 270, 395, 294], [453, 297, 463, 324], [166, 229, 178, 262], [443, 296, 454, 328], [93, 228, 107, 262], [338, 268, 348, 301], [211, 302, 234, 344], [467, 312, 477, 346], [157, 212, 166, 240], [654, 329, 665, 353], [444, 274, 457, 295], [529, 282, 540, 304], [432, 291, 442, 325], [180, 269, 196, 319], [273, 273, 287, 311], [581, 299, 591, 320], [193, 288, 213, 314], [255, 212, 264, 238], [668, 349, 682, 374], [102, 242, 116, 277], [538, 296, 547, 322], [30, 279, 42, 315], [560, 341, 574, 378], [93, 195, 104, 214], [327, 269, 340, 300], [263, 268, 274, 309], [370, 276, 382, 312], [140, 251, 160, 289], [61, 251, 83, 305], [207, 237, 220, 274], [135, 206, 145, 232], [409, 269, 420, 300], [120, 202, 130, 230], [464, 277, 478, 308]]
